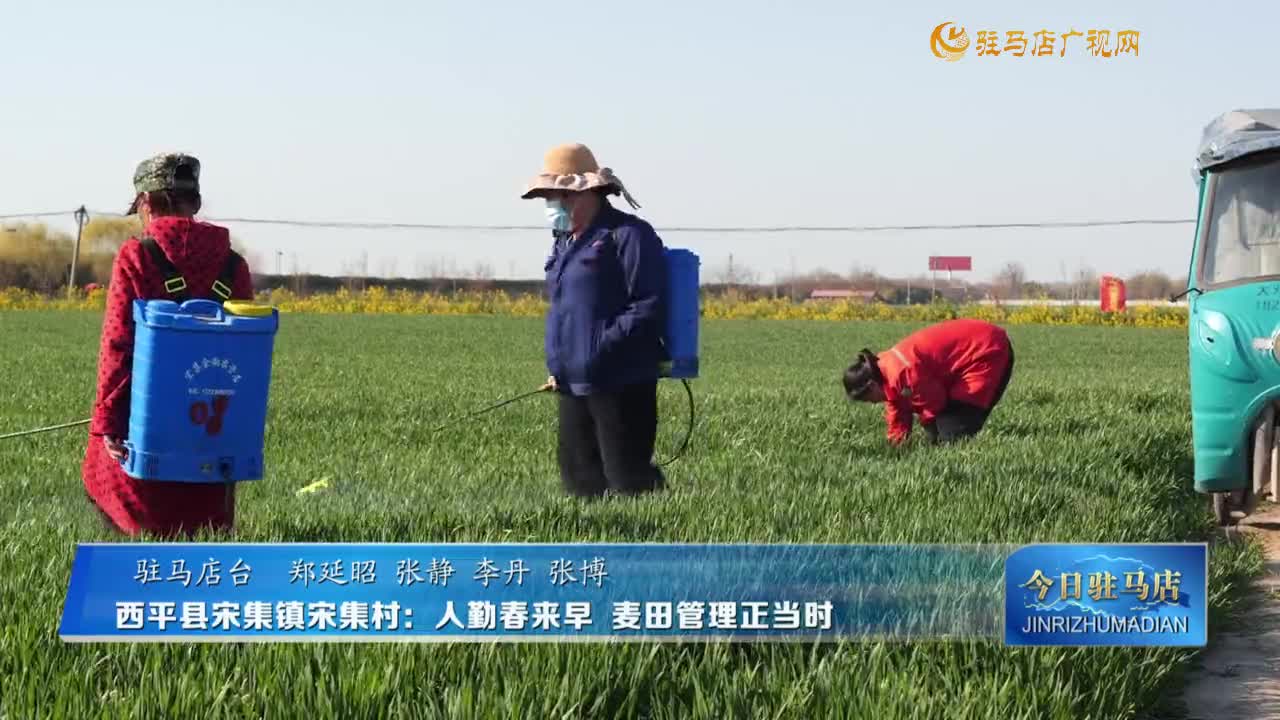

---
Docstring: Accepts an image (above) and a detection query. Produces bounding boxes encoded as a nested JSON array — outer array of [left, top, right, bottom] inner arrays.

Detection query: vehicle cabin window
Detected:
[[1203, 157, 1280, 286]]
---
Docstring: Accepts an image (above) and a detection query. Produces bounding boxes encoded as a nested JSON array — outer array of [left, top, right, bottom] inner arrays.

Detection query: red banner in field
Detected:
[[928, 256, 972, 272], [1100, 276, 1127, 312]]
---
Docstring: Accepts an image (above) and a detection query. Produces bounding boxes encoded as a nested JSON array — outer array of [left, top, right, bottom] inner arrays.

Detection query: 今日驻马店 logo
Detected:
[[1004, 544, 1206, 647], [930, 22, 970, 62]]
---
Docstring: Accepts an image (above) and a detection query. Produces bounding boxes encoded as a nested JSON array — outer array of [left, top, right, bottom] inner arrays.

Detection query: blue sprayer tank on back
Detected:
[[662, 248, 700, 380], [123, 299, 279, 483]]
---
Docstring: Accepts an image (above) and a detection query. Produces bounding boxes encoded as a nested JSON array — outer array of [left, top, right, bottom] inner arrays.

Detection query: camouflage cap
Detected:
[[125, 152, 201, 215]]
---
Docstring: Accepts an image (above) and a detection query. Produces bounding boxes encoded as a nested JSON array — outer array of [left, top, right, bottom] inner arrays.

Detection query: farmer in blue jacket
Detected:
[[522, 143, 669, 498]]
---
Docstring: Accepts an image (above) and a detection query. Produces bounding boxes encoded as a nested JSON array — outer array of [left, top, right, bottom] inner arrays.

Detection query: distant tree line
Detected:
[[0, 221, 1189, 302], [0, 219, 255, 293], [705, 259, 1188, 303]]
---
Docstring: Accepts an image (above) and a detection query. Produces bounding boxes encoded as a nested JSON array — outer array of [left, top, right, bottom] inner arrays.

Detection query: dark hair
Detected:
[[842, 349, 883, 399], [145, 189, 202, 217]]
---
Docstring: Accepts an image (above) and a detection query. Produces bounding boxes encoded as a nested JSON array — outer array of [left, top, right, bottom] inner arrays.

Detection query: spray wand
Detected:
[[0, 418, 90, 440], [428, 380, 696, 467]]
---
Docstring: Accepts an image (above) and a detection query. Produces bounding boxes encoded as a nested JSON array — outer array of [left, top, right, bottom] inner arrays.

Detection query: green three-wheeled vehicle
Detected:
[[1188, 109, 1280, 525]]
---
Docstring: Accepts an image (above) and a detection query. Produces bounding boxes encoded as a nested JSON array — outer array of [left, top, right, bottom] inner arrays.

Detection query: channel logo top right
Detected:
[[930, 23, 1140, 61]]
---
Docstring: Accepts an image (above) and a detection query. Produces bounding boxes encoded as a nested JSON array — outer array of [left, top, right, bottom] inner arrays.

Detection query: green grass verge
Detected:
[[0, 312, 1264, 719]]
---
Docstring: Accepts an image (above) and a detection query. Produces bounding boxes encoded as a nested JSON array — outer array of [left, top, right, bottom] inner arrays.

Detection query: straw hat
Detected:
[[520, 143, 641, 209]]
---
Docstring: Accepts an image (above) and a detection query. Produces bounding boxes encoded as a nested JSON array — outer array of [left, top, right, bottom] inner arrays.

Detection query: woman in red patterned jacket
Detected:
[[83, 153, 254, 536], [842, 318, 1015, 446]]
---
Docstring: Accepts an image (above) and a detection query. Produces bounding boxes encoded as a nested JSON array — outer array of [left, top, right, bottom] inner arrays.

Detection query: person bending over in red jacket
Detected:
[[83, 153, 254, 537], [843, 318, 1014, 445]]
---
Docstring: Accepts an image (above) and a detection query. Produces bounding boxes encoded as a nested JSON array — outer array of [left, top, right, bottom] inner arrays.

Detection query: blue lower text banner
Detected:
[[57, 542, 1206, 645]]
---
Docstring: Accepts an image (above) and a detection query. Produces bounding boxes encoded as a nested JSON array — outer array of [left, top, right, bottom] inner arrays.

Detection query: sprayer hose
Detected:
[[656, 379, 695, 468]]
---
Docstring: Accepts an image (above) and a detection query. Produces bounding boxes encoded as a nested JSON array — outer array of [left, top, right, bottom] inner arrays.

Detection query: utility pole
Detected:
[[789, 253, 796, 301], [68, 206, 88, 299], [276, 250, 283, 276]]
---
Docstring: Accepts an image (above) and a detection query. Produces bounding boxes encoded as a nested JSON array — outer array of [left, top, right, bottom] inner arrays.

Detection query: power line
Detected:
[[646, 218, 1198, 233], [85, 210, 1199, 233], [194, 215, 1204, 233], [17, 208, 1198, 233], [214, 217, 545, 231], [0, 210, 77, 221]]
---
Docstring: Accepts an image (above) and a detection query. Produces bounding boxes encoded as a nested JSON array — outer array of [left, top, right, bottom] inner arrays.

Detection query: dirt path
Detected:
[[1179, 502, 1280, 720]]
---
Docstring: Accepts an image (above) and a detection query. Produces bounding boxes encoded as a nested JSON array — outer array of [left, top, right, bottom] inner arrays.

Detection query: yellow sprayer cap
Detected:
[[223, 301, 275, 317]]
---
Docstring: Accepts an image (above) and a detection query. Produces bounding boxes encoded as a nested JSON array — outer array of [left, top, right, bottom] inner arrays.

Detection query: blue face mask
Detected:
[[544, 199, 572, 233]]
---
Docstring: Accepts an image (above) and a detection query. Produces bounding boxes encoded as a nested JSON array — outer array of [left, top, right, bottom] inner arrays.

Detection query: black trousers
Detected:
[[922, 344, 1015, 445], [558, 381, 666, 498]]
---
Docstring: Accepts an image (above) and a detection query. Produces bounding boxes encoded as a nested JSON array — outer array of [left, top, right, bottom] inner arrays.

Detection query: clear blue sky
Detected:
[[0, 0, 1270, 283]]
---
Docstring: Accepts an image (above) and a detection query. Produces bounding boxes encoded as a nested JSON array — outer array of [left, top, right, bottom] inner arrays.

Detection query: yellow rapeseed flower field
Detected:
[[0, 286, 1189, 329]]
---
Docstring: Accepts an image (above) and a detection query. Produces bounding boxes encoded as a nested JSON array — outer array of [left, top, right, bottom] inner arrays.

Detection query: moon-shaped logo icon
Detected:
[[930, 22, 970, 62]]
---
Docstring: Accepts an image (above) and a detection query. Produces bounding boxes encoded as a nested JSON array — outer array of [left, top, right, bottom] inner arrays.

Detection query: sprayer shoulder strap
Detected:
[[605, 227, 668, 270], [211, 250, 243, 302], [138, 236, 242, 303], [138, 235, 190, 302]]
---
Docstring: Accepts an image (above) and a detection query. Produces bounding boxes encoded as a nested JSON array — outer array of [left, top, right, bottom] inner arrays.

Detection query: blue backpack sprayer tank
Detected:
[[119, 236, 280, 487], [0, 250, 280, 488], [660, 248, 700, 381], [122, 298, 280, 484], [654, 248, 701, 465]]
